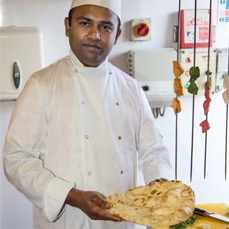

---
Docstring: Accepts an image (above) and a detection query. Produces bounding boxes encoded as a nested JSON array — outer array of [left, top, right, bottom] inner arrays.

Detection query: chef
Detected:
[[3, 0, 173, 228]]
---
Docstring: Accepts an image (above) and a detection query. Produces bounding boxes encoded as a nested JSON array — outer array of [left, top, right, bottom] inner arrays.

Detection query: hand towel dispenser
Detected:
[[0, 26, 45, 100]]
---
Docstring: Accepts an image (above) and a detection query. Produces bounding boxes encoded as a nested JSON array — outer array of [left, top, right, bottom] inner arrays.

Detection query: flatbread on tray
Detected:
[[106, 180, 195, 227]]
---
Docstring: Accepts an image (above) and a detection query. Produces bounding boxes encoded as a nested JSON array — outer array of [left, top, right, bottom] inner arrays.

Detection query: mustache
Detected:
[[83, 40, 101, 49]]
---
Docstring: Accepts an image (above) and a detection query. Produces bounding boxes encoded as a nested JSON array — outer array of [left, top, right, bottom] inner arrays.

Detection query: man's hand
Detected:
[[65, 188, 122, 222]]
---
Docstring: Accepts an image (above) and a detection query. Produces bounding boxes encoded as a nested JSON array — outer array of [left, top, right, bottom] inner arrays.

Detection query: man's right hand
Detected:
[[65, 188, 122, 222]]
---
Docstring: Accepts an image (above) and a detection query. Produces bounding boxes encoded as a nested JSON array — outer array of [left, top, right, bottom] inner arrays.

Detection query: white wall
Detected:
[[1, 0, 229, 229]]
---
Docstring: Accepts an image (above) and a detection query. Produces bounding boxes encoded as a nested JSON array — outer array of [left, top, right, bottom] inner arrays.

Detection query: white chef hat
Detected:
[[70, 0, 121, 19]]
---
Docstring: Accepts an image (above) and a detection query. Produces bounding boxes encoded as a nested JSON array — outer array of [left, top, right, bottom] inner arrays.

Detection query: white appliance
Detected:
[[127, 48, 217, 108], [178, 48, 217, 96], [0, 26, 45, 101], [128, 48, 177, 108]]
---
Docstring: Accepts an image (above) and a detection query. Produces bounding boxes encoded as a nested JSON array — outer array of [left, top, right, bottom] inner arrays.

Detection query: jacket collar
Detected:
[[69, 49, 109, 70]]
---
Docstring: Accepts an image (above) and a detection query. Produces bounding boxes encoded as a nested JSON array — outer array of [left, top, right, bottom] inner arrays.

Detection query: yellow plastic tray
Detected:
[[152, 203, 229, 229]]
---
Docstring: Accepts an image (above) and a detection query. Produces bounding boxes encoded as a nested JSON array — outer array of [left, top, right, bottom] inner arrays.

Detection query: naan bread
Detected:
[[106, 180, 195, 227]]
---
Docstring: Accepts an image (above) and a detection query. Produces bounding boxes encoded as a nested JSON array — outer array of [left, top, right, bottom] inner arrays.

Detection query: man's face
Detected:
[[65, 5, 121, 67]]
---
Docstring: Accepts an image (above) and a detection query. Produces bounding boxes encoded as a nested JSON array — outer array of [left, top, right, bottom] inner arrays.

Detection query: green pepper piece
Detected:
[[188, 82, 199, 95], [189, 66, 200, 81]]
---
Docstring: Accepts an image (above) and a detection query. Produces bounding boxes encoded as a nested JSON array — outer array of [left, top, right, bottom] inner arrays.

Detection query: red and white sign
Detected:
[[180, 9, 213, 48]]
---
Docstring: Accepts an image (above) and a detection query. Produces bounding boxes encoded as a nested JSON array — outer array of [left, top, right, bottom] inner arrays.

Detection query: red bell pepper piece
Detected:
[[205, 85, 211, 101], [203, 100, 210, 115], [200, 120, 210, 133]]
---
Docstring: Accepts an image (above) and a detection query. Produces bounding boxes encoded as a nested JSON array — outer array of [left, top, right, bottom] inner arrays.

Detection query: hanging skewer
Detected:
[[190, 0, 198, 182], [174, 0, 182, 181], [225, 40, 229, 180], [190, 97, 195, 182], [203, 0, 213, 179]]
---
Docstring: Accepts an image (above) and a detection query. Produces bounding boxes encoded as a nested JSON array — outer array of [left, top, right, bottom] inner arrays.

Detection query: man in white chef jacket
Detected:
[[3, 0, 173, 228]]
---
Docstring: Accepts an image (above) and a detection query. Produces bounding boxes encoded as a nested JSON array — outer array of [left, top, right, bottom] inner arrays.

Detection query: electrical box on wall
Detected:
[[178, 48, 217, 96], [128, 48, 177, 108], [0, 26, 45, 101], [130, 18, 151, 41], [215, 48, 228, 92]]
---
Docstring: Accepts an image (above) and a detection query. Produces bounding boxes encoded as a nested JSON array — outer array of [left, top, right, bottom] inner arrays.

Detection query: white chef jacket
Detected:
[[3, 50, 173, 229]]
